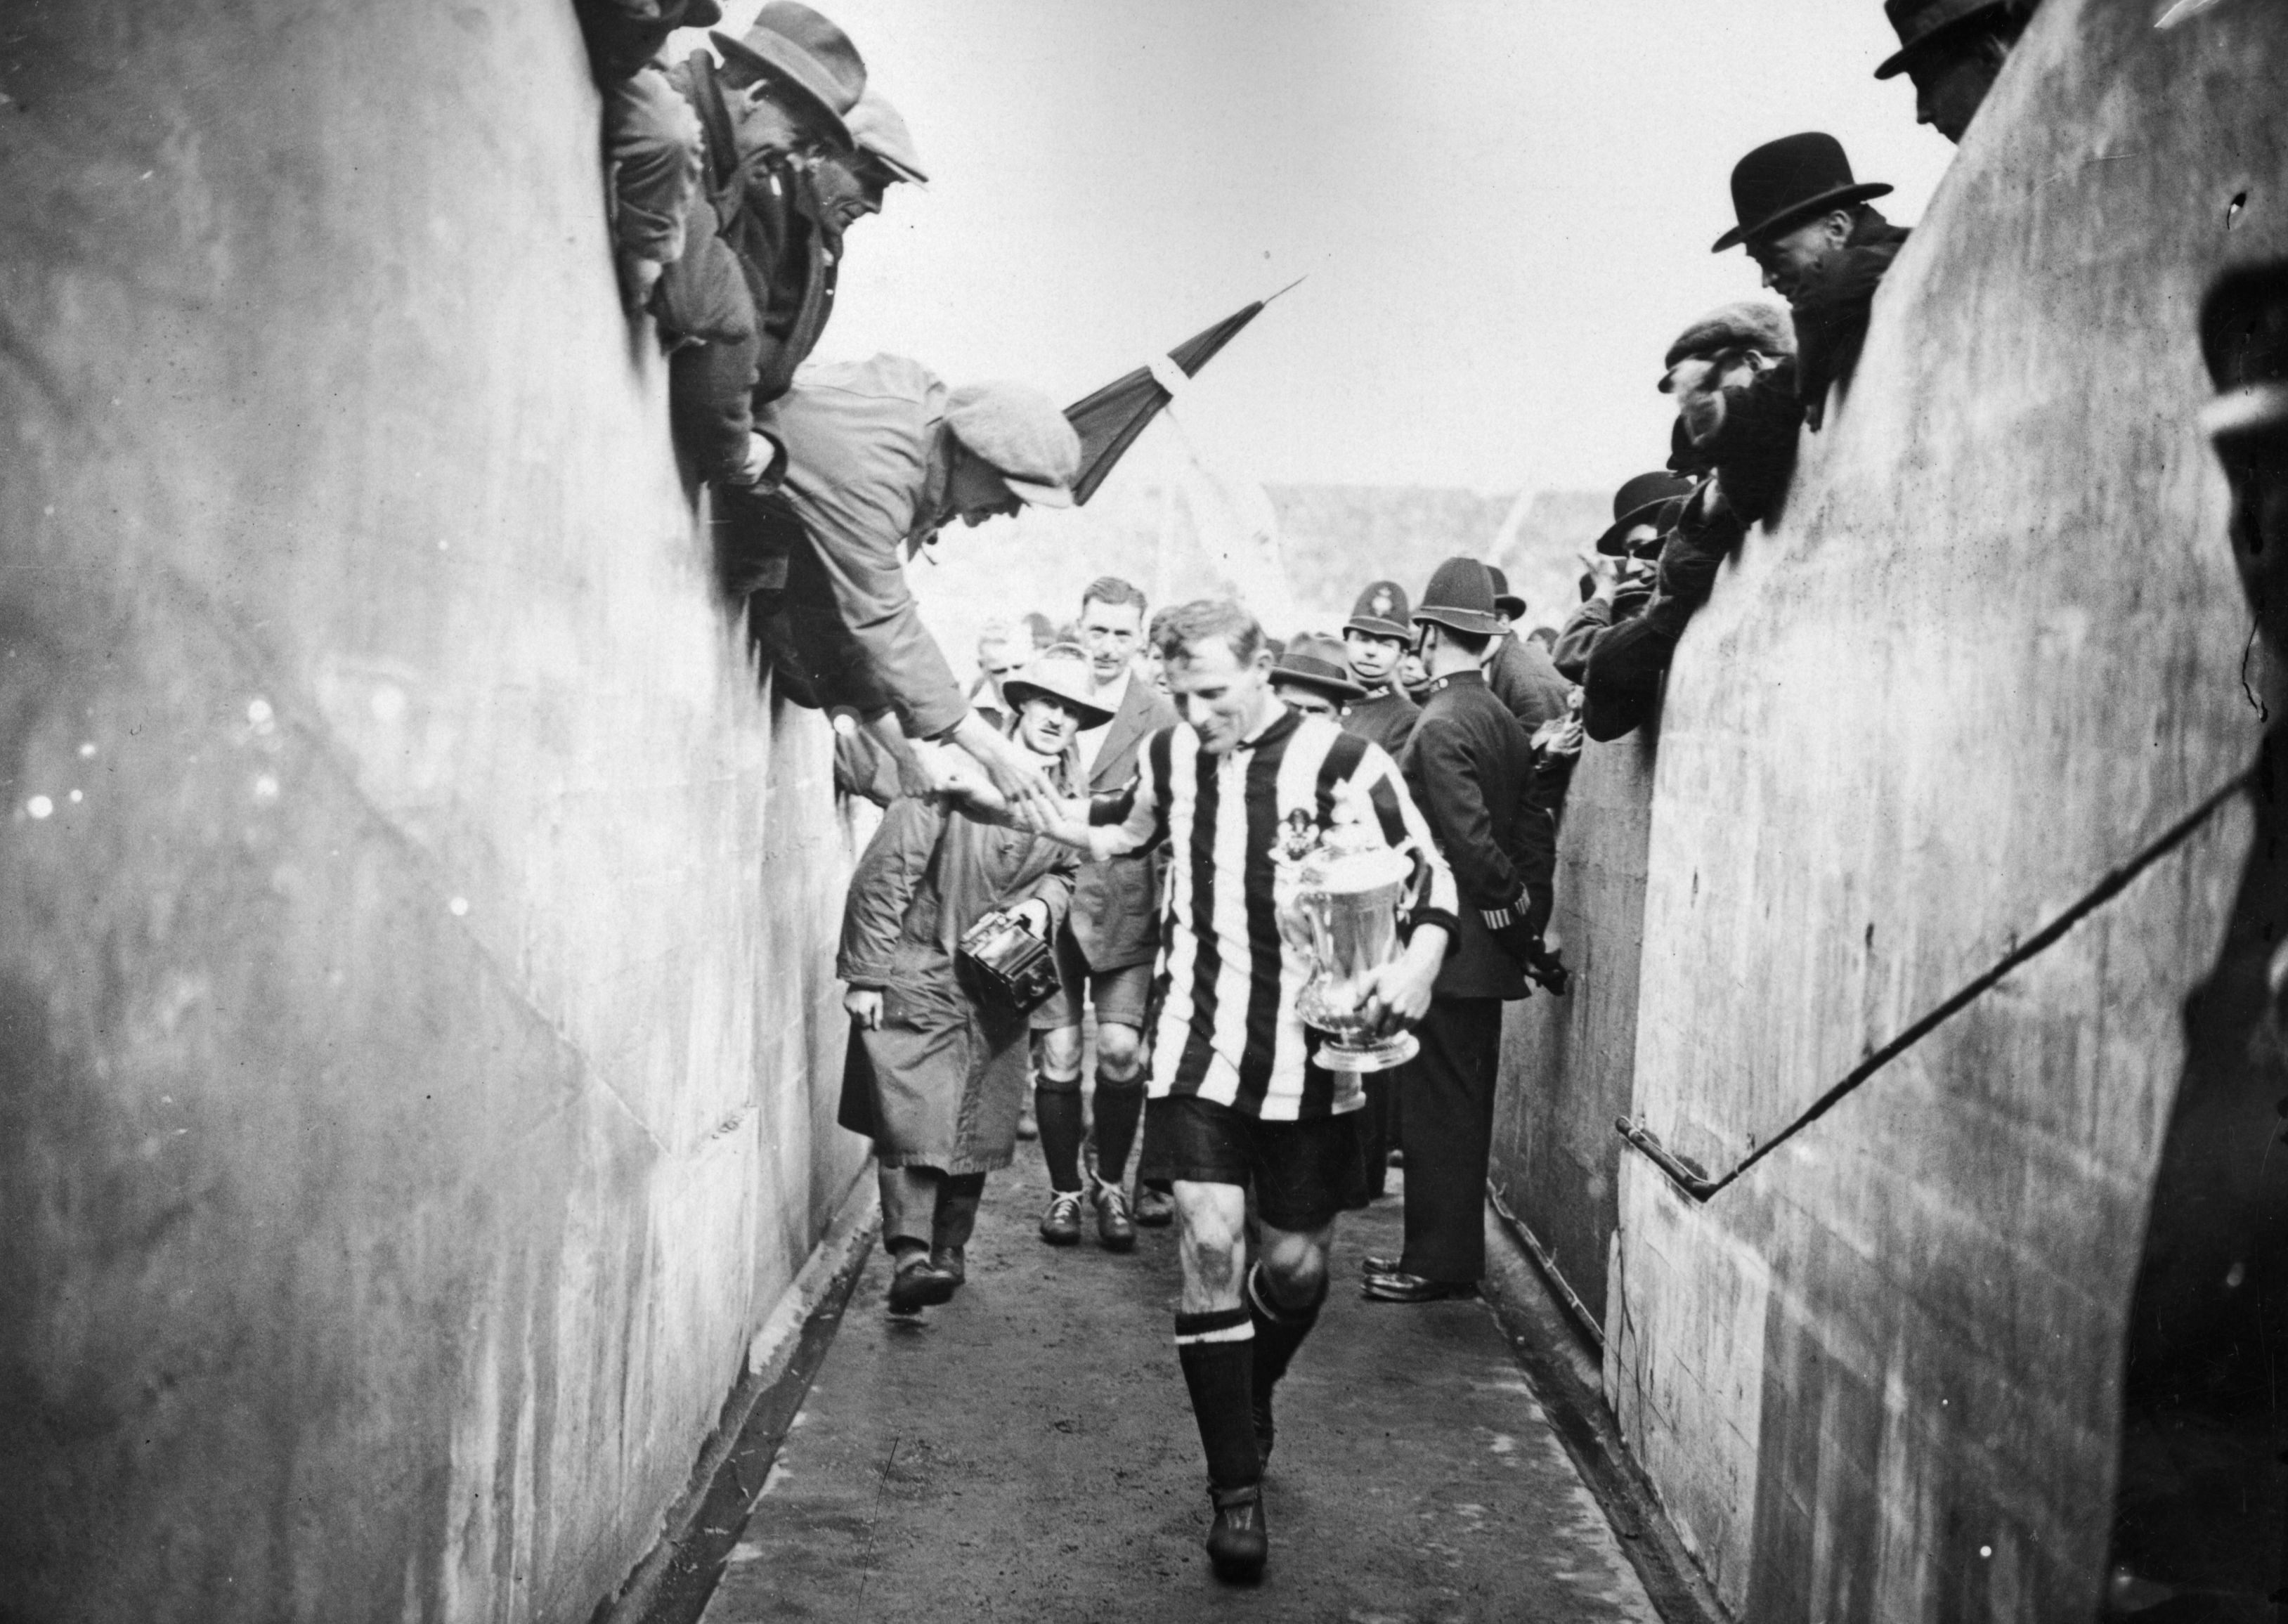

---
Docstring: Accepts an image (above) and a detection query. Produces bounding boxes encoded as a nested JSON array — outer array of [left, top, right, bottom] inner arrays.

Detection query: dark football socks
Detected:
[[1036, 1084, 1086, 1193], [1247, 1264, 1327, 1397], [1175, 1308, 1261, 1488], [1092, 1073, 1145, 1185]]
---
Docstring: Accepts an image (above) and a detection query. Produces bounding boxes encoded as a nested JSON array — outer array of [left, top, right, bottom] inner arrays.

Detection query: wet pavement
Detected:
[[706, 1152, 1663, 1623]]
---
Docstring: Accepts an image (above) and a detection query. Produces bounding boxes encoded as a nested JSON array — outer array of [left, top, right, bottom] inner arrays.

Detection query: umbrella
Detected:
[[1064, 280, 1300, 505]]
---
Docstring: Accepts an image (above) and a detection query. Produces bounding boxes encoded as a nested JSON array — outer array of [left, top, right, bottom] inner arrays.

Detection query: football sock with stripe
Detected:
[[1247, 1263, 1327, 1397], [1035, 1083, 1086, 1194], [1175, 1308, 1261, 1488], [1091, 1072, 1145, 1185]]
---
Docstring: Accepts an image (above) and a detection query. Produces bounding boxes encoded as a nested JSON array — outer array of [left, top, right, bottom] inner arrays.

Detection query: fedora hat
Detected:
[[1594, 471, 1696, 554], [1344, 580, 1412, 641], [1484, 564, 1527, 622], [847, 85, 927, 186], [712, 2, 866, 149], [1271, 632, 1365, 701], [1712, 132, 1893, 254], [1412, 558, 1506, 639], [1001, 646, 1115, 728], [1875, 0, 2014, 78]]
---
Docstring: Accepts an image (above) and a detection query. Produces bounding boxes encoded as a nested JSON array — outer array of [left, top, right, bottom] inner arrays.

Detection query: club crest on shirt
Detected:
[[1275, 807, 1323, 865]]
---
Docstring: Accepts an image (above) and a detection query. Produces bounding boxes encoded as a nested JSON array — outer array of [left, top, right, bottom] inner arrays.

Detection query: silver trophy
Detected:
[[1278, 832, 1421, 1073]]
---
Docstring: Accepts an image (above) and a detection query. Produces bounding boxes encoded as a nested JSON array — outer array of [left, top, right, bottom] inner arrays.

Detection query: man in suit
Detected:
[[1034, 578, 1181, 1250], [1482, 566, 1573, 734]]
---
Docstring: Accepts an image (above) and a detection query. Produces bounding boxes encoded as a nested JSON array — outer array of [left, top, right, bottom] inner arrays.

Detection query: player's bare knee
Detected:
[[1096, 1021, 1143, 1079], [1038, 1025, 1084, 1083]]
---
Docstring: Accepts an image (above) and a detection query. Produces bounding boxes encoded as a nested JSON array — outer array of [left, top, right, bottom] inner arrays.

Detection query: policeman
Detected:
[[1364, 559, 1553, 1304], [1339, 581, 1421, 758]]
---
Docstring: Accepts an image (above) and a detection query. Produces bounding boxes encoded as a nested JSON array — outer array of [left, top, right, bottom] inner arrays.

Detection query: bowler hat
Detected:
[[1712, 132, 1892, 254], [847, 86, 928, 186], [1875, 0, 2014, 79], [1344, 580, 1412, 641], [946, 381, 1082, 508], [713, 1, 866, 149], [1412, 558, 1506, 639], [1001, 646, 1115, 728], [1484, 564, 1527, 621], [1270, 632, 1365, 701], [1595, 472, 1696, 554]]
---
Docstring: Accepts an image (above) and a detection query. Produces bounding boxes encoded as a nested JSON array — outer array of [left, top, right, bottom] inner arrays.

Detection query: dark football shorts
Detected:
[[1136, 1091, 1368, 1232], [1029, 935, 1154, 1033]]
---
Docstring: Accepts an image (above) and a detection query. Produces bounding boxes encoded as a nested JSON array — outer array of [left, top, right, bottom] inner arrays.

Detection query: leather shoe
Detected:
[[1205, 1482, 1268, 1583], [1133, 1183, 1175, 1227], [886, 1256, 958, 1315], [1039, 1190, 1084, 1247], [930, 1245, 966, 1285], [1360, 1254, 1401, 1278], [1091, 1178, 1136, 1252], [1360, 1271, 1478, 1304]]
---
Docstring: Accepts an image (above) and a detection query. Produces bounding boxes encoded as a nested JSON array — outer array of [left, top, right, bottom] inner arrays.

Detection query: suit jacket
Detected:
[[1399, 670, 1551, 1001], [1065, 675, 1178, 973], [1487, 635, 1573, 733]]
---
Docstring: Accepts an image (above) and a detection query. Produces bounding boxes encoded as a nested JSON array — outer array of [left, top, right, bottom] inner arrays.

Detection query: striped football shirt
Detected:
[[1091, 707, 1458, 1121]]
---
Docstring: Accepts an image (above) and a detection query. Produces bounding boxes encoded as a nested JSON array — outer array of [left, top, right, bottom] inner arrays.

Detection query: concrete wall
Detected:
[[1601, 1, 2288, 1616], [1490, 731, 1659, 1329], [0, 4, 864, 1620]]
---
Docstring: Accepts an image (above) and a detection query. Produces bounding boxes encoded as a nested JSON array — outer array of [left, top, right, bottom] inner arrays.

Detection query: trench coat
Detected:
[[836, 793, 1078, 1173]]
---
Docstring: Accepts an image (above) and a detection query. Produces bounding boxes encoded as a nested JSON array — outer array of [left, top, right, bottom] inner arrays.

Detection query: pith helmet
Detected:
[[1875, 0, 2015, 79], [1001, 645, 1115, 727], [1270, 632, 1366, 700], [1344, 580, 1412, 640], [1412, 558, 1506, 638], [1595, 471, 1696, 554], [712, 1, 867, 148], [1712, 132, 1893, 254]]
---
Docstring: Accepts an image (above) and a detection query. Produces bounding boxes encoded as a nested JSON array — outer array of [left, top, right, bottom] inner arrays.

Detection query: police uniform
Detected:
[[1338, 580, 1422, 759], [1370, 560, 1553, 1298]]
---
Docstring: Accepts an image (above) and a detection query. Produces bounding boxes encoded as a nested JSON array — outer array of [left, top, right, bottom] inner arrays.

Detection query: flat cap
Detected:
[[947, 382, 1081, 508], [1661, 301, 1796, 387], [848, 85, 928, 186]]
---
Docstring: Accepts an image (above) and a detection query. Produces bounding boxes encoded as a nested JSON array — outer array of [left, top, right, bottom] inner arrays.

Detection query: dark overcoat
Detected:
[[1398, 670, 1551, 1000], [1340, 684, 1420, 760]]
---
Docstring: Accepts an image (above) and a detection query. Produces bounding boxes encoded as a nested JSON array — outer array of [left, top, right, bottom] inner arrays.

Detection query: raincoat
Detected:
[[837, 792, 1078, 1172]]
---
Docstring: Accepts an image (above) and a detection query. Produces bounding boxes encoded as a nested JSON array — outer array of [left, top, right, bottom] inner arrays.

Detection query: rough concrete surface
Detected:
[[708, 1157, 1662, 1623], [1603, 1, 2288, 1617], [0, 4, 862, 1619]]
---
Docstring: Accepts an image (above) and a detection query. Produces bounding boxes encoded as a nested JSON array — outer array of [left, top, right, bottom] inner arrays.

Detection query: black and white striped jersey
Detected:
[[1091, 708, 1458, 1121]]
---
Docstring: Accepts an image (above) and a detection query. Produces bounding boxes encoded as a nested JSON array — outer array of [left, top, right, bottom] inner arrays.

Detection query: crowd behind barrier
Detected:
[[557, 0, 2288, 1593]]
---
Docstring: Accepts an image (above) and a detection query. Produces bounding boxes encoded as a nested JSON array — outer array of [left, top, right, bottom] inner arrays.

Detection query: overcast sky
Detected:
[[696, 1, 1958, 495]]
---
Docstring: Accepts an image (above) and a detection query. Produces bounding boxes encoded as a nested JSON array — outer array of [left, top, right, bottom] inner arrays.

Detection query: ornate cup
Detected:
[[1280, 842, 1420, 1073]]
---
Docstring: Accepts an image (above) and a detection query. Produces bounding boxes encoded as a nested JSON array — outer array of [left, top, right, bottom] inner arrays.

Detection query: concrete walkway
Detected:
[[706, 1152, 1663, 1623]]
